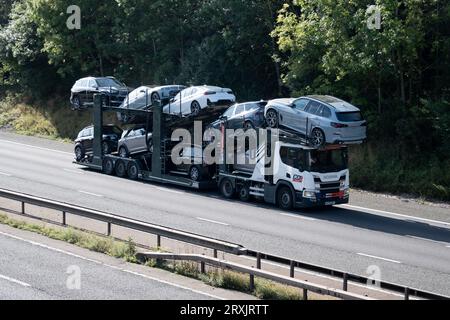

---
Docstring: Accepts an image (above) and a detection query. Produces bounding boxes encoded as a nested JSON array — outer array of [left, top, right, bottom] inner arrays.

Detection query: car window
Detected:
[[336, 112, 363, 122], [321, 106, 332, 118], [306, 101, 321, 115], [234, 104, 245, 115], [88, 80, 96, 88], [191, 88, 198, 96], [223, 106, 235, 118], [293, 99, 309, 111]]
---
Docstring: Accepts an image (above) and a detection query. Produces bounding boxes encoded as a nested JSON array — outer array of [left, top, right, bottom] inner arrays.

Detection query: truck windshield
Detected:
[[308, 148, 348, 173]]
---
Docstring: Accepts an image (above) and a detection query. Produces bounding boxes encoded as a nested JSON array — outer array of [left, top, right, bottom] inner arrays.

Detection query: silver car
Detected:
[[265, 95, 367, 148], [118, 127, 153, 158]]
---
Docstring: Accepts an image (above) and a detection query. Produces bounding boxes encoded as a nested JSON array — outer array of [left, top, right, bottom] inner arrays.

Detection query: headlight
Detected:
[[340, 180, 346, 188], [344, 189, 350, 197], [303, 191, 316, 199]]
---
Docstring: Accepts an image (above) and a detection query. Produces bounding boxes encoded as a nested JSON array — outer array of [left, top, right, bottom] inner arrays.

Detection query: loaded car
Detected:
[[70, 76, 130, 110], [265, 95, 367, 148], [74, 125, 123, 161], [118, 126, 153, 158], [117, 85, 186, 123], [171, 145, 214, 181], [208, 101, 267, 131], [162, 86, 236, 117]]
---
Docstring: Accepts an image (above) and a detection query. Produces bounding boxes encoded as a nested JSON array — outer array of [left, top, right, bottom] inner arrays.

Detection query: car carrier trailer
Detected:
[[74, 94, 351, 209]]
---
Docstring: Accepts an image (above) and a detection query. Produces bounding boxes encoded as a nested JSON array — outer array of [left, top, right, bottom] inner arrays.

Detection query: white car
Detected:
[[162, 86, 236, 117]]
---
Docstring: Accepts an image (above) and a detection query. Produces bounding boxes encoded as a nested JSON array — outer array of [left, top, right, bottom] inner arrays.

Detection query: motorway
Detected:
[[0, 132, 449, 296]]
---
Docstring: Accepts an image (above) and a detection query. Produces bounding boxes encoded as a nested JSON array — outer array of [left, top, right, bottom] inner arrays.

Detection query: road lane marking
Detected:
[[0, 230, 222, 299], [196, 217, 230, 226], [156, 187, 184, 195], [0, 172, 12, 177], [340, 204, 450, 227], [279, 213, 317, 221], [406, 235, 450, 246], [63, 168, 84, 175], [357, 253, 402, 264], [0, 274, 31, 287], [0, 139, 72, 156], [78, 190, 104, 198]]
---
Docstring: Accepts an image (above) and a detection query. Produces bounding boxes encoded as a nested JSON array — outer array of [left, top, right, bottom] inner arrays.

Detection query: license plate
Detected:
[[325, 201, 336, 206]]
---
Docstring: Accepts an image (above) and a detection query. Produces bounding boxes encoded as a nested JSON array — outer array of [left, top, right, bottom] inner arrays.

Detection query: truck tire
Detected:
[[127, 161, 139, 180], [115, 159, 127, 178], [277, 187, 293, 210], [220, 178, 235, 199], [239, 184, 251, 202], [103, 158, 115, 175]]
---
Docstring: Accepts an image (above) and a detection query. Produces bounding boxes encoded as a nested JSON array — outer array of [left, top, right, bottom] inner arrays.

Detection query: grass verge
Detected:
[[0, 213, 306, 300]]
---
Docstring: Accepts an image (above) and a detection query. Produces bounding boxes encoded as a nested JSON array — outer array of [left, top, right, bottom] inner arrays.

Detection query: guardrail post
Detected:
[[249, 273, 255, 292], [256, 252, 262, 270], [200, 261, 206, 274], [343, 273, 348, 292], [21, 202, 25, 214], [303, 288, 308, 301], [62, 211, 66, 226], [107, 222, 111, 236], [290, 261, 295, 278], [213, 249, 218, 259], [157, 235, 161, 248], [404, 287, 410, 300]]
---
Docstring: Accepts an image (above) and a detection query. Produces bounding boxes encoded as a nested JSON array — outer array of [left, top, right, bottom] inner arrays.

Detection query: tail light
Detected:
[[331, 122, 348, 128], [204, 91, 216, 95]]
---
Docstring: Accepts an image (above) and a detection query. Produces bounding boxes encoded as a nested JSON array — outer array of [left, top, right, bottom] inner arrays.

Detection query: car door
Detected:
[[303, 101, 322, 135], [288, 98, 311, 134], [84, 127, 94, 151], [229, 104, 246, 129], [180, 88, 194, 115], [134, 129, 147, 153]]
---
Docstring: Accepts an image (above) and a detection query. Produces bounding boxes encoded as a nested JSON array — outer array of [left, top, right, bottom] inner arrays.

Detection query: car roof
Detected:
[[269, 98, 297, 106], [306, 95, 360, 112]]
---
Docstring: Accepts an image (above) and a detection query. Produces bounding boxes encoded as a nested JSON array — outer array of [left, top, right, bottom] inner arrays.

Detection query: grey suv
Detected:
[[118, 127, 153, 158], [265, 95, 367, 147]]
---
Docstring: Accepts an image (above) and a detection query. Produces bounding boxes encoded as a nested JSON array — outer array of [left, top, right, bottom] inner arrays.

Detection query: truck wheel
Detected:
[[189, 166, 202, 182], [75, 145, 85, 162], [239, 184, 251, 202], [220, 178, 235, 199], [103, 158, 115, 175], [115, 160, 127, 178], [265, 109, 279, 128], [277, 187, 293, 210], [127, 161, 139, 180]]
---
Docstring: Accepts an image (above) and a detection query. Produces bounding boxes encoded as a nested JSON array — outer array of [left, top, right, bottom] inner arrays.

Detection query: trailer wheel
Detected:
[[103, 158, 115, 175], [115, 159, 127, 178], [220, 178, 235, 199], [239, 184, 251, 202], [127, 161, 139, 180], [277, 187, 293, 210]]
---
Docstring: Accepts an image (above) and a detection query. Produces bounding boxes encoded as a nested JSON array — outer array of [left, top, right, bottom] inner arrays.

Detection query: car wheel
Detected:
[[310, 128, 326, 148], [72, 96, 81, 110], [151, 92, 160, 105], [103, 158, 115, 175], [74, 144, 85, 162], [220, 178, 235, 199], [277, 187, 293, 210], [102, 141, 111, 155], [266, 109, 279, 128], [119, 146, 129, 158], [189, 166, 202, 182], [244, 121, 255, 131], [115, 160, 127, 178], [127, 161, 140, 180], [239, 184, 251, 202], [191, 101, 201, 116]]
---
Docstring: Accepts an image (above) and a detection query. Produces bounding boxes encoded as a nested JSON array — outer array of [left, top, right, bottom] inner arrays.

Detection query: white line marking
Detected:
[[0, 139, 72, 156], [279, 213, 317, 221], [78, 190, 104, 198], [196, 218, 230, 226], [0, 230, 222, 299], [446, 246, 450, 248], [0, 274, 31, 287], [156, 187, 184, 195], [0, 172, 12, 177], [63, 169, 84, 175], [340, 204, 450, 227], [406, 235, 450, 246], [357, 253, 402, 264]]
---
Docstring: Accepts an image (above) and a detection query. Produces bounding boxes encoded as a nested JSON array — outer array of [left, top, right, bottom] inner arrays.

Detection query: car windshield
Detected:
[[96, 78, 124, 88], [308, 149, 348, 173], [336, 112, 363, 122]]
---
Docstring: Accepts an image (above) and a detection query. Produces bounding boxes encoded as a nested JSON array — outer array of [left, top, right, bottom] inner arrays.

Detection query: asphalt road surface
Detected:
[[0, 132, 449, 296]]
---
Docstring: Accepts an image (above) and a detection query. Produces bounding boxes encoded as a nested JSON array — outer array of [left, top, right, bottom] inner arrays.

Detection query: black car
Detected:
[[74, 125, 123, 161], [70, 77, 130, 110], [208, 101, 267, 131]]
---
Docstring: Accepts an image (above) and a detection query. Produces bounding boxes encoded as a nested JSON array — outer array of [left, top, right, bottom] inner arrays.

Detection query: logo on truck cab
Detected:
[[293, 175, 303, 183]]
